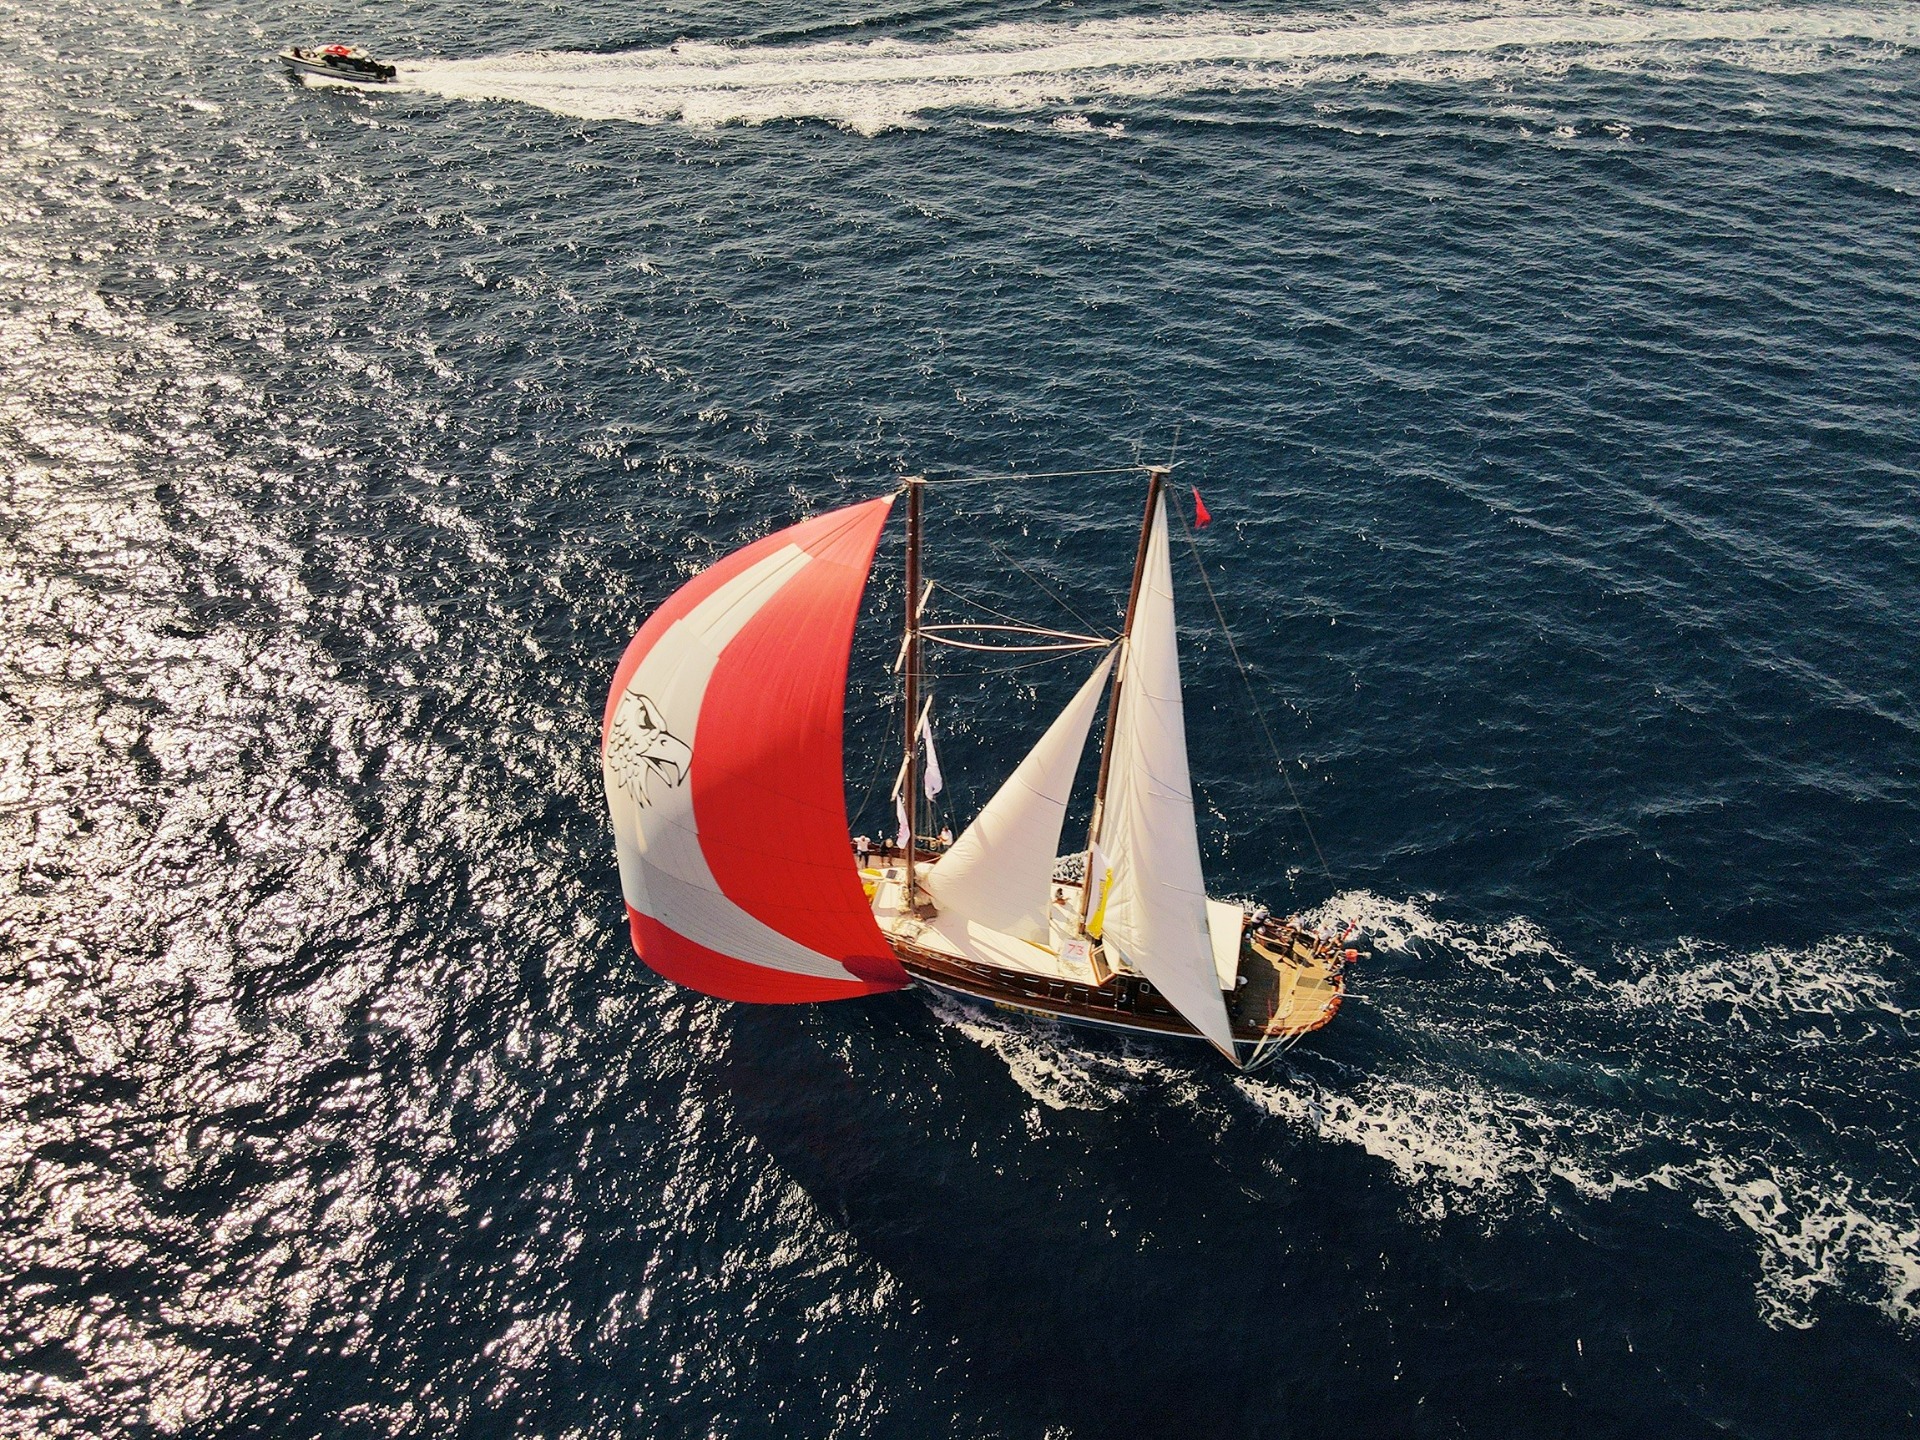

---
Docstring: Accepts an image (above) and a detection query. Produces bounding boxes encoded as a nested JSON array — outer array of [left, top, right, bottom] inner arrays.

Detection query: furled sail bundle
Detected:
[[601, 498, 909, 1002]]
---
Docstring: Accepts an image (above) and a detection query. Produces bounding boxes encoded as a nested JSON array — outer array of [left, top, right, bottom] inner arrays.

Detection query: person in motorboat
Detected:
[[280, 45, 398, 83]]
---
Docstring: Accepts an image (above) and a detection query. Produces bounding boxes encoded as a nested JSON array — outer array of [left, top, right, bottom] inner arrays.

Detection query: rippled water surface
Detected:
[[3, 0, 1917, 1435]]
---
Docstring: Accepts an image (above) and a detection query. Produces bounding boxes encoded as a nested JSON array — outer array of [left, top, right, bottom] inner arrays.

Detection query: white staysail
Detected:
[[1095, 493, 1236, 1056], [922, 651, 1116, 941]]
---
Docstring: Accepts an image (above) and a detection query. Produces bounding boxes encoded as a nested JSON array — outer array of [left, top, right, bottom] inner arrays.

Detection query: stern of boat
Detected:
[[1229, 918, 1351, 1069]]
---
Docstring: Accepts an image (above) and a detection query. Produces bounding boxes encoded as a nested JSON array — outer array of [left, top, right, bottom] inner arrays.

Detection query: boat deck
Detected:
[[1238, 929, 1344, 1034], [863, 844, 1344, 1050]]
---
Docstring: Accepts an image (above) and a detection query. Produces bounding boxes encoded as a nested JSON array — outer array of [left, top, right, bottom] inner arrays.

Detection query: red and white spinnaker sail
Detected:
[[601, 498, 909, 1003]]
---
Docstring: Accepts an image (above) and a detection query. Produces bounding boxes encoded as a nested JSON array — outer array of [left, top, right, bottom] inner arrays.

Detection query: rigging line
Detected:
[[984, 539, 1110, 636], [1171, 504, 1337, 887], [926, 580, 1052, 632], [924, 482, 1119, 637], [925, 646, 1115, 678], [914, 464, 1149, 486], [851, 690, 901, 831], [924, 573, 1113, 640], [924, 635, 1113, 654], [924, 622, 1109, 643], [999, 647, 1117, 676]]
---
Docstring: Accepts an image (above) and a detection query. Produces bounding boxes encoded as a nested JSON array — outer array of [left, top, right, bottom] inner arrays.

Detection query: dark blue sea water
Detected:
[[4, 1, 1918, 1435]]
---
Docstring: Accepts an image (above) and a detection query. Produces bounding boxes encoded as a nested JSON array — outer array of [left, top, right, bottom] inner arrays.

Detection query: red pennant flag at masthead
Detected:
[[1192, 487, 1211, 528]]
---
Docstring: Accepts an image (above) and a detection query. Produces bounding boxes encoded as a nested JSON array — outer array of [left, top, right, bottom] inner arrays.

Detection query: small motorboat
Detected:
[[279, 45, 398, 85]]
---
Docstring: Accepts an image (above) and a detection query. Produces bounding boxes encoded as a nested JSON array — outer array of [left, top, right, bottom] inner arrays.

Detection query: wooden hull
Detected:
[[888, 922, 1345, 1060]]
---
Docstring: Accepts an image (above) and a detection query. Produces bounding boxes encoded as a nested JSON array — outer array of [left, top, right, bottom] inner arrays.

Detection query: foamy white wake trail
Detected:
[[927, 886, 1918, 1332], [1245, 891, 1920, 1332], [400, 2, 1920, 131]]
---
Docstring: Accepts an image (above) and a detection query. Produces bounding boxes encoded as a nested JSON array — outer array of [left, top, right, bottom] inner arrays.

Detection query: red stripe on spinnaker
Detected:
[[602, 496, 906, 1000], [601, 499, 896, 756], [694, 500, 905, 981], [629, 908, 903, 1003]]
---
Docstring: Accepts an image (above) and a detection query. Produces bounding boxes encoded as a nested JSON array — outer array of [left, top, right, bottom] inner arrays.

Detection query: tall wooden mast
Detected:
[[901, 475, 925, 911], [1078, 465, 1168, 933]]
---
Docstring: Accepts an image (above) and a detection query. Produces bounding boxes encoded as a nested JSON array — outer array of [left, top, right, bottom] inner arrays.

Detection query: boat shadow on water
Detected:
[[720, 999, 1417, 1437], [716, 996, 1905, 1439]]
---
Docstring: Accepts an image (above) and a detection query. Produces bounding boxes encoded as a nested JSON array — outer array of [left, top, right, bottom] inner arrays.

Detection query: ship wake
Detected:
[[934, 890, 1920, 1333], [399, 2, 1920, 133]]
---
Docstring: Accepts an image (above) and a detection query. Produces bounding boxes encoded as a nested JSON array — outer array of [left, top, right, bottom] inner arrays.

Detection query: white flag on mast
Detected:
[[917, 705, 943, 800]]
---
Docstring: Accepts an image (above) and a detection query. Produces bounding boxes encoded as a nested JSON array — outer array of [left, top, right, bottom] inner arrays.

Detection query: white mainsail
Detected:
[[922, 651, 1116, 942], [1093, 493, 1236, 1056]]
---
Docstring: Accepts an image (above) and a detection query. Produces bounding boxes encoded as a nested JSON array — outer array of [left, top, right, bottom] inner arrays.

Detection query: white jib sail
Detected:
[[922, 651, 1116, 942], [1096, 493, 1236, 1056]]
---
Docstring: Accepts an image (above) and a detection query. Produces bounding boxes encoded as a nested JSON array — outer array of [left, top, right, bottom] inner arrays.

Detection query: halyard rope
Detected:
[[1171, 500, 1336, 887]]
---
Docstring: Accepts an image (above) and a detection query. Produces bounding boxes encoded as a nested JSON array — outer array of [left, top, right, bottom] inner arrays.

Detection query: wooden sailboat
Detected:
[[600, 467, 1349, 1070]]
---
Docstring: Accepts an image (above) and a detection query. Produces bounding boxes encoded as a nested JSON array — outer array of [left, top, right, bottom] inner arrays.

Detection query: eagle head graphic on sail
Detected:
[[600, 496, 908, 1004], [605, 691, 692, 808]]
